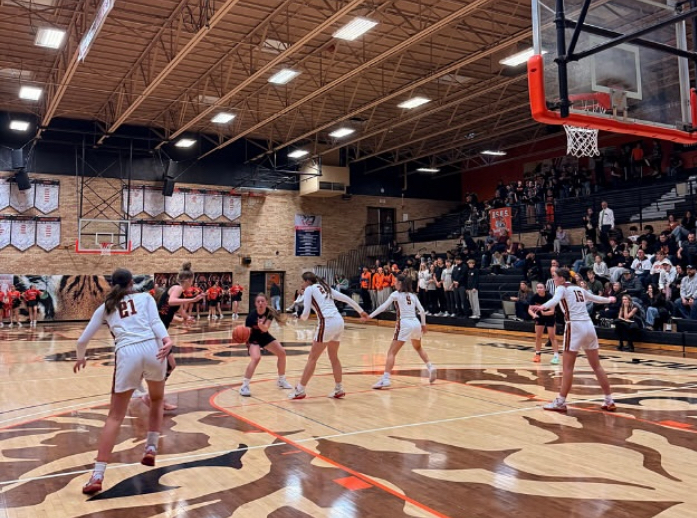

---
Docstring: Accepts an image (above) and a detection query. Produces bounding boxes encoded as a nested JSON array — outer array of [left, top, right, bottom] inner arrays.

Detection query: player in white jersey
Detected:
[[367, 274, 437, 389], [73, 268, 173, 495], [530, 268, 617, 413], [288, 272, 368, 400]]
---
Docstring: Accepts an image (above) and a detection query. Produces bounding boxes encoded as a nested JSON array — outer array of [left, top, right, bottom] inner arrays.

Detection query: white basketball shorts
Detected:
[[113, 339, 167, 393], [315, 315, 344, 343], [564, 320, 599, 352], [394, 318, 422, 342]]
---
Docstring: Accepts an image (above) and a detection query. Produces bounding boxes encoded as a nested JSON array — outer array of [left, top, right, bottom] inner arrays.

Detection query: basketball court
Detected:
[[2, 318, 697, 517]]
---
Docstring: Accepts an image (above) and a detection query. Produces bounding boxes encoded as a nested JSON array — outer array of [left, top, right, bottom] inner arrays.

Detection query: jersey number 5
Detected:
[[118, 300, 138, 319]]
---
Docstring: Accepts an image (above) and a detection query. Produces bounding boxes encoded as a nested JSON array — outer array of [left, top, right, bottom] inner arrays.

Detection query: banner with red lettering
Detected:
[[489, 208, 512, 238]]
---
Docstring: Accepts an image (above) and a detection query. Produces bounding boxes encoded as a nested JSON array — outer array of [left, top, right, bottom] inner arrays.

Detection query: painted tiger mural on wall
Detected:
[[11, 274, 153, 321]]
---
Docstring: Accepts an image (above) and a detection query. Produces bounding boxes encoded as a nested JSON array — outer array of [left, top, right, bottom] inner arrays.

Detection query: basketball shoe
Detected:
[[601, 401, 617, 412], [543, 397, 567, 412], [277, 378, 293, 389], [372, 377, 391, 389], [239, 385, 251, 397], [288, 387, 306, 399], [327, 388, 346, 399], [82, 474, 103, 495], [427, 364, 437, 383]]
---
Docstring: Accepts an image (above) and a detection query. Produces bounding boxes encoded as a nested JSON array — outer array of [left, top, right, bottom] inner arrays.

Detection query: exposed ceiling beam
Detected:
[[96, 0, 245, 145], [197, 0, 502, 160], [160, 0, 368, 148]]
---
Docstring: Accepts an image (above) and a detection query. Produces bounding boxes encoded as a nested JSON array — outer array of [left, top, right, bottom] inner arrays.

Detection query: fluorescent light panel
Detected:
[[35, 27, 65, 48], [288, 149, 309, 159], [499, 47, 546, 67], [333, 17, 378, 41], [417, 167, 440, 173], [481, 150, 507, 156], [329, 127, 355, 138], [211, 112, 235, 124], [10, 120, 30, 131], [19, 86, 42, 100], [268, 69, 300, 84], [398, 96, 430, 109], [175, 138, 196, 148]]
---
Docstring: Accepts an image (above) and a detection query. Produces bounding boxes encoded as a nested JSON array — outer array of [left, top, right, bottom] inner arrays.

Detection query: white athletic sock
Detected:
[[383, 372, 391, 378], [335, 382, 343, 390], [604, 394, 614, 403], [242, 377, 251, 387], [296, 383, 305, 391], [553, 352, 559, 357], [278, 375, 286, 380], [146, 431, 160, 449], [556, 395, 566, 404], [426, 362, 433, 369], [93, 461, 107, 479]]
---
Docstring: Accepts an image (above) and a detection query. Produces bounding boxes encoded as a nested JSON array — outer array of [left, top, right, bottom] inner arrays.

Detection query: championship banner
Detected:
[[294, 214, 321, 257], [164, 190, 185, 218], [10, 217, 36, 251], [204, 192, 224, 220], [141, 223, 163, 252], [489, 207, 513, 238], [0, 218, 10, 249], [0, 178, 10, 210], [203, 224, 222, 252], [143, 187, 165, 217], [222, 225, 241, 253], [223, 195, 242, 221], [33, 181, 60, 214], [9, 183, 34, 212], [130, 222, 141, 250], [36, 218, 61, 251], [185, 190, 205, 219], [162, 221, 183, 252], [183, 224, 203, 252], [123, 186, 144, 217]]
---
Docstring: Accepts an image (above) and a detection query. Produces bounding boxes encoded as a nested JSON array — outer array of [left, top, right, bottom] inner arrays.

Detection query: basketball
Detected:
[[232, 325, 251, 343]]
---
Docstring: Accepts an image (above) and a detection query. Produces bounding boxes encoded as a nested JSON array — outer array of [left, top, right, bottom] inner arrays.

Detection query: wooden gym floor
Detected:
[[1, 318, 697, 518]]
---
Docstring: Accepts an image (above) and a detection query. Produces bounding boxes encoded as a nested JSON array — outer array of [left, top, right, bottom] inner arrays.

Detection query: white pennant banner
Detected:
[[0, 219, 10, 249], [183, 225, 202, 252], [11, 220, 36, 251], [203, 225, 222, 252], [124, 187, 145, 217], [185, 192, 204, 219], [36, 220, 61, 251], [141, 224, 163, 252], [143, 189, 165, 217], [34, 184, 59, 214], [0, 179, 10, 210], [129, 222, 141, 250], [9, 184, 34, 212], [223, 195, 242, 221], [164, 191, 185, 218], [222, 226, 241, 253], [162, 224, 183, 252], [205, 194, 223, 220]]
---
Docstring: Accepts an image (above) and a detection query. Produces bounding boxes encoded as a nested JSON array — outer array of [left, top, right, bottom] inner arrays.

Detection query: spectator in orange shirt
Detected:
[[206, 281, 223, 320], [22, 284, 43, 327], [372, 266, 385, 307]]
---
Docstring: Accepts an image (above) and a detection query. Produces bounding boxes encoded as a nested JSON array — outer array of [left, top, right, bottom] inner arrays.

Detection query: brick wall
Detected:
[[2, 172, 457, 314]]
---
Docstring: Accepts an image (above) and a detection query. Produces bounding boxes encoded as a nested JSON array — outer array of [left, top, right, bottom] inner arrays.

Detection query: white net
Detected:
[[564, 125, 600, 157], [100, 243, 114, 256]]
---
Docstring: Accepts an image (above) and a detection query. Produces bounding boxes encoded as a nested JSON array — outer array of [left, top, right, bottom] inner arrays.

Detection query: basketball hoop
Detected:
[[100, 242, 114, 256], [563, 125, 600, 157]]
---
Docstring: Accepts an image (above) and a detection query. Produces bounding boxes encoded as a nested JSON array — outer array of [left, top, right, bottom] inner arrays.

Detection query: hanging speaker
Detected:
[[14, 170, 31, 191], [162, 175, 175, 197], [11, 149, 24, 170], [241, 256, 252, 265]]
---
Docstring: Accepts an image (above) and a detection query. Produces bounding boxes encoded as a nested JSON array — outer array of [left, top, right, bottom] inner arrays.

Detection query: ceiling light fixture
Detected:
[[417, 167, 440, 173], [268, 69, 300, 84], [329, 128, 355, 138], [333, 17, 378, 41], [499, 47, 546, 67], [19, 86, 43, 100], [211, 112, 235, 124], [10, 120, 30, 131], [35, 27, 66, 49], [175, 138, 196, 148], [288, 149, 309, 159], [481, 150, 507, 156], [398, 96, 430, 109]]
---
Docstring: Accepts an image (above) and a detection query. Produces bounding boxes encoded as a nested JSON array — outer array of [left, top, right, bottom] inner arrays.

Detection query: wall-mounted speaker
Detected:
[[162, 175, 175, 197], [241, 256, 252, 265], [14, 170, 31, 191], [11, 149, 24, 170]]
